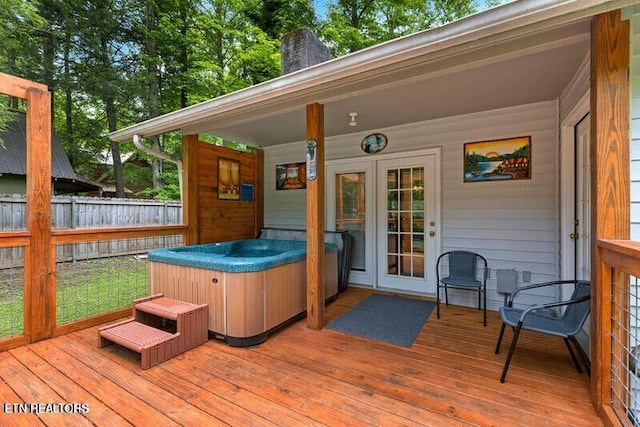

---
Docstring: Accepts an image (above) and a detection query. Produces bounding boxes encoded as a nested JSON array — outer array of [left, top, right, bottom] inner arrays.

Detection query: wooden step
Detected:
[[98, 295, 208, 369], [99, 319, 181, 369], [99, 320, 178, 352]]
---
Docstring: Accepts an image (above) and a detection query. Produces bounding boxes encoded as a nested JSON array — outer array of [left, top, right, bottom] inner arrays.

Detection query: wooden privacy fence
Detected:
[[0, 195, 182, 268], [0, 194, 182, 230]]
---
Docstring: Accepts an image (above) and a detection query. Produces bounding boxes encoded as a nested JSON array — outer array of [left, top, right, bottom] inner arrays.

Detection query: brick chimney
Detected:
[[280, 28, 331, 75]]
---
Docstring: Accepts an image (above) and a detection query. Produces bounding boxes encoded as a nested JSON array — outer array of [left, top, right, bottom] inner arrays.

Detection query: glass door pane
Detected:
[[386, 166, 425, 278], [335, 172, 366, 271]]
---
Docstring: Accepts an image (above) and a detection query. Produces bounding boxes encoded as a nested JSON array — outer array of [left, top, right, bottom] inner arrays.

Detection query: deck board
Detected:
[[8, 346, 130, 427], [0, 379, 45, 427], [0, 288, 602, 426]]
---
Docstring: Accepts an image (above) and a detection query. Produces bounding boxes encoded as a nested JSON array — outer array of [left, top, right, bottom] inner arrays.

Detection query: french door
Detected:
[[327, 149, 440, 294], [326, 161, 375, 285], [376, 154, 439, 293]]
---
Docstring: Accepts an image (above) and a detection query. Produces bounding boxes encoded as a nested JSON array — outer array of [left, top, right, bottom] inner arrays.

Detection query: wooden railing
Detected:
[[0, 224, 187, 352], [0, 73, 52, 350], [0, 73, 194, 352], [597, 239, 640, 426], [51, 225, 187, 336]]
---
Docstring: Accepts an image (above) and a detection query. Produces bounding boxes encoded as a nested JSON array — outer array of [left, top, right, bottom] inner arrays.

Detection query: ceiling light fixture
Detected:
[[349, 112, 358, 127]]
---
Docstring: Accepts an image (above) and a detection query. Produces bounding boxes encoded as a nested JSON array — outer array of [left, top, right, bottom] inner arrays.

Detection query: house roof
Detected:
[[0, 110, 102, 194], [109, 0, 634, 147], [0, 110, 76, 178]]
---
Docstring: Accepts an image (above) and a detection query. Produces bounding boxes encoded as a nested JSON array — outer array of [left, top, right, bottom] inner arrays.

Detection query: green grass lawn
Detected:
[[0, 267, 25, 339], [0, 256, 149, 338]]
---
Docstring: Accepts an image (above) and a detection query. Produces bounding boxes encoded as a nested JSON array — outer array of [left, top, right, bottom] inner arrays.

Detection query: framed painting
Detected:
[[464, 136, 531, 182], [218, 157, 240, 199], [276, 162, 306, 190]]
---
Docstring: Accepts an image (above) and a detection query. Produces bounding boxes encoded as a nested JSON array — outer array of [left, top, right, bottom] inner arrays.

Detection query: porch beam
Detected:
[[0, 72, 48, 99], [590, 9, 630, 417], [306, 103, 325, 330]]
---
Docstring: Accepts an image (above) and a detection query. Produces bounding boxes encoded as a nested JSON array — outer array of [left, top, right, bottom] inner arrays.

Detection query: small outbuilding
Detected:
[[0, 110, 100, 195]]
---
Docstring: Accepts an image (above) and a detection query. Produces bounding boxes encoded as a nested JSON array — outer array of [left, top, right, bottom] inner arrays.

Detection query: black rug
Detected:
[[326, 293, 435, 347]]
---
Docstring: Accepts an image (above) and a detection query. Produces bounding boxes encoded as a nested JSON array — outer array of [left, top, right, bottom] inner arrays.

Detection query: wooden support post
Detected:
[[590, 9, 630, 415], [25, 87, 54, 341], [182, 134, 199, 246], [306, 103, 325, 330], [254, 149, 264, 237]]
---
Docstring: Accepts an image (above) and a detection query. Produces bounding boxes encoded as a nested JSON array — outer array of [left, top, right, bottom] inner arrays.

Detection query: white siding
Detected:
[[264, 101, 559, 311]]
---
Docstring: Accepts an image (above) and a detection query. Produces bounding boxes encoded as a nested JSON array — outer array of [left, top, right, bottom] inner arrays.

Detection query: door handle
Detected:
[[429, 231, 435, 237], [570, 233, 578, 240]]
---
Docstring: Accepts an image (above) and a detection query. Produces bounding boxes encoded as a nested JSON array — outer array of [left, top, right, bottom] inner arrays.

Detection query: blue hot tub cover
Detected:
[[148, 239, 338, 273]]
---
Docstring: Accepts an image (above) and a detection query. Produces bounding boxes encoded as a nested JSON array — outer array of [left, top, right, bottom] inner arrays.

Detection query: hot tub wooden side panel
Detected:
[[225, 271, 265, 338], [148, 262, 225, 333], [265, 252, 337, 330], [148, 251, 338, 342], [195, 269, 225, 334], [324, 252, 338, 299], [265, 261, 306, 330]]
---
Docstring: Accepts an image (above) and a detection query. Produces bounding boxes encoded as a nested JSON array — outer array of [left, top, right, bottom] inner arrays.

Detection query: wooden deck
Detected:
[[0, 288, 601, 426]]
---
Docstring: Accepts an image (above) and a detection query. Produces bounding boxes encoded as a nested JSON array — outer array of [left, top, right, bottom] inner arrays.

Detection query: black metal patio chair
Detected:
[[494, 279, 590, 383], [436, 251, 488, 326]]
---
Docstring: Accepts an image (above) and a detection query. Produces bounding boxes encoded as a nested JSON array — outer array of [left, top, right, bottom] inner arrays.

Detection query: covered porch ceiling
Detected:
[[107, 0, 619, 148]]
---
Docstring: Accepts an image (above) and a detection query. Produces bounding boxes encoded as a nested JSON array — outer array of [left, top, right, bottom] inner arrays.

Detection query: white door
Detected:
[[575, 114, 590, 281], [574, 114, 591, 357], [326, 160, 376, 285], [376, 154, 439, 293]]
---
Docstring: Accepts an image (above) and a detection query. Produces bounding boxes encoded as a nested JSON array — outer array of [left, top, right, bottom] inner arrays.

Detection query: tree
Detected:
[[0, 0, 490, 201], [141, 0, 164, 190], [245, 0, 316, 39], [0, 0, 45, 144], [72, 0, 140, 198], [321, 0, 477, 56], [485, 0, 513, 8]]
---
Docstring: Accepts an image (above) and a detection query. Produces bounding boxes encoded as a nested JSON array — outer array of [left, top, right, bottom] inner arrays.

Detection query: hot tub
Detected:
[[148, 239, 339, 346]]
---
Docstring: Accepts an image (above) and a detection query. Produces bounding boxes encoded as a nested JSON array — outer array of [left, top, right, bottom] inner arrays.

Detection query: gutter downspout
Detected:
[[132, 134, 183, 204]]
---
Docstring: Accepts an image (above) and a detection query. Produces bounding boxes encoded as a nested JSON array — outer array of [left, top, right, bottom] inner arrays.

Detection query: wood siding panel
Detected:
[[264, 101, 559, 311], [190, 142, 261, 244]]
